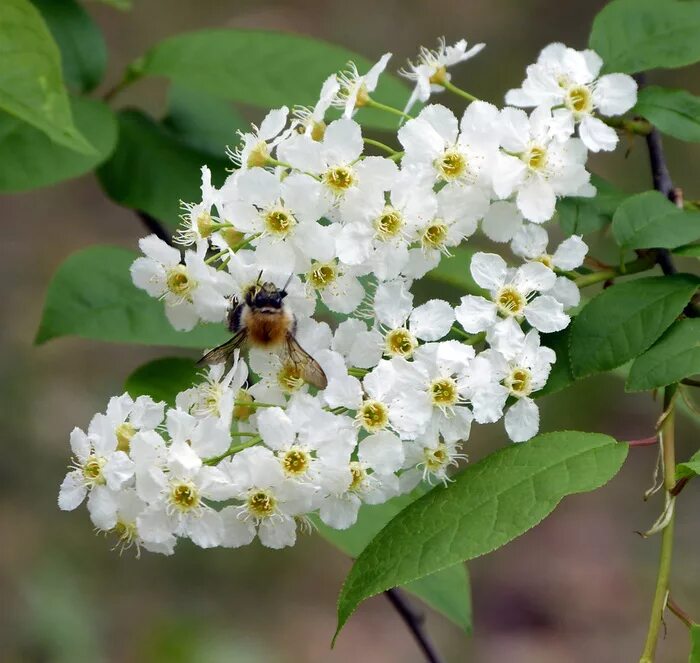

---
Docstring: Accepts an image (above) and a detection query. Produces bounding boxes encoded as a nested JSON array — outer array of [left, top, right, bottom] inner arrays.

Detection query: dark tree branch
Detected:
[[384, 589, 445, 663], [136, 210, 173, 246]]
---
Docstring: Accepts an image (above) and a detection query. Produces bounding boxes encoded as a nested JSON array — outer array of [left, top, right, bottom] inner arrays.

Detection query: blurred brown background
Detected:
[[1, 1, 699, 661]]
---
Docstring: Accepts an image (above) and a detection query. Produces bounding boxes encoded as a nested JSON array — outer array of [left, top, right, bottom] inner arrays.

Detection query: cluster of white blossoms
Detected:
[[59, 40, 637, 553]]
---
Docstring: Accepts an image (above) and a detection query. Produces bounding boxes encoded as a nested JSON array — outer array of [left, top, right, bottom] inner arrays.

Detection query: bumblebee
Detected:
[[198, 279, 328, 390]]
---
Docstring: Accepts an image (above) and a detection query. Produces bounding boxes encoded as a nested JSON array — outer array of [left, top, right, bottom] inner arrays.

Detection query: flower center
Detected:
[[112, 519, 138, 552], [436, 148, 467, 181], [349, 462, 367, 492], [524, 145, 548, 172], [307, 261, 338, 290], [196, 210, 215, 239], [429, 378, 459, 407], [429, 65, 448, 85], [357, 399, 389, 432], [264, 208, 296, 237], [505, 367, 532, 397], [247, 489, 277, 518], [200, 382, 224, 417], [166, 265, 196, 298], [277, 360, 305, 393], [233, 388, 255, 421], [534, 254, 554, 269], [281, 448, 310, 477], [374, 207, 404, 240], [421, 220, 449, 250], [169, 481, 200, 512], [220, 227, 245, 249], [565, 84, 593, 115], [247, 141, 270, 168], [385, 328, 418, 358], [115, 422, 136, 453], [496, 286, 526, 317], [423, 443, 449, 471], [82, 454, 106, 485], [323, 165, 357, 194]]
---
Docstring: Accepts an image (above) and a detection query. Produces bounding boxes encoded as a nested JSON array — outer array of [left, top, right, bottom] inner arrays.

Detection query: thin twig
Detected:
[[628, 435, 659, 448], [384, 589, 445, 663], [667, 595, 694, 629]]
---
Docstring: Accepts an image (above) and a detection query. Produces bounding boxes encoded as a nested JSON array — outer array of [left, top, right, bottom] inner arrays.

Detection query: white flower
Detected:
[[176, 166, 223, 246], [483, 319, 556, 442], [165, 408, 231, 459], [228, 106, 291, 168], [398, 102, 500, 190], [176, 352, 249, 427], [219, 445, 316, 548], [510, 224, 587, 309], [292, 74, 340, 140], [315, 349, 364, 410], [505, 43, 637, 152], [136, 440, 231, 549], [373, 281, 455, 358], [494, 106, 594, 223], [58, 425, 135, 512], [332, 318, 384, 369], [400, 37, 485, 114], [131, 235, 235, 331], [227, 167, 333, 274], [278, 117, 397, 219], [455, 252, 568, 334], [334, 53, 392, 118], [305, 258, 366, 315], [481, 201, 525, 243], [400, 437, 467, 491]]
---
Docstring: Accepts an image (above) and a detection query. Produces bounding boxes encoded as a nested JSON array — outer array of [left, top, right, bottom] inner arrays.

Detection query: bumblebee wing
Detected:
[[284, 332, 328, 390], [198, 328, 247, 366]]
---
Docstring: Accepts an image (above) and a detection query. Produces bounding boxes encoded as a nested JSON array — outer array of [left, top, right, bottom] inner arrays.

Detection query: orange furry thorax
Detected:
[[243, 307, 291, 348]]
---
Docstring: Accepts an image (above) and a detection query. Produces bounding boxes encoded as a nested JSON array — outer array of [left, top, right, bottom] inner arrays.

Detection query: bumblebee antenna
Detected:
[[282, 272, 293, 292], [256, 270, 263, 284]]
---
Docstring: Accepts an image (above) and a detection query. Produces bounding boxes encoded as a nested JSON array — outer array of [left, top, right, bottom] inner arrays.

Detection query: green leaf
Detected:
[[136, 30, 410, 130], [0, 0, 94, 153], [590, 0, 700, 74], [627, 319, 700, 392], [673, 244, 700, 258], [569, 274, 700, 379], [691, 623, 700, 663], [424, 245, 481, 295], [335, 432, 627, 639], [164, 84, 247, 157], [612, 191, 700, 251], [35, 246, 229, 348], [93, 0, 132, 8], [316, 487, 471, 632], [634, 86, 700, 143], [125, 357, 200, 406], [557, 176, 627, 236], [536, 328, 575, 397], [0, 96, 116, 193], [97, 109, 230, 228], [31, 0, 107, 93], [676, 450, 700, 481]]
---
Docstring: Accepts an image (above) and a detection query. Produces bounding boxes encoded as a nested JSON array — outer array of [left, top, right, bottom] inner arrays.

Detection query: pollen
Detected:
[[166, 265, 196, 299], [348, 462, 367, 492], [421, 220, 449, 250], [436, 148, 467, 181], [429, 378, 459, 408], [565, 84, 593, 115], [323, 165, 357, 194], [277, 360, 305, 393], [357, 399, 389, 432], [534, 254, 554, 270], [496, 286, 526, 317], [233, 389, 255, 421], [308, 261, 338, 290], [281, 448, 310, 477], [385, 328, 418, 358], [82, 454, 106, 485], [112, 519, 138, 554], [200, 382, 224, 417], [429, 65, 448, 86], [524, 145, 548, 171], [169, 481, 200, 513], [505, 367, 532, 397], [423, 442, 449, 471], [374, 207, 404, 240], [247, 489, 277, 518], [247, 141, 270, 168], [264, 208, 296, 237], [115, 422, 136, 453]]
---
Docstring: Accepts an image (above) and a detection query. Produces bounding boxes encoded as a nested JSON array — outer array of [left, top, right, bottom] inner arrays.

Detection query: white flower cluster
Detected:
[[59, 39, 636, 553]]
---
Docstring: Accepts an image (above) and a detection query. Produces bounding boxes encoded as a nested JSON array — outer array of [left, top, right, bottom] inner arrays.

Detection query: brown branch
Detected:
[[136, 210, 174, 246], [384, 589, 445, 663]]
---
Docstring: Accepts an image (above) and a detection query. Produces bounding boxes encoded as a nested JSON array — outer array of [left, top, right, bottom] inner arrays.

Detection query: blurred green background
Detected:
[[2, 1, 700, 661]]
